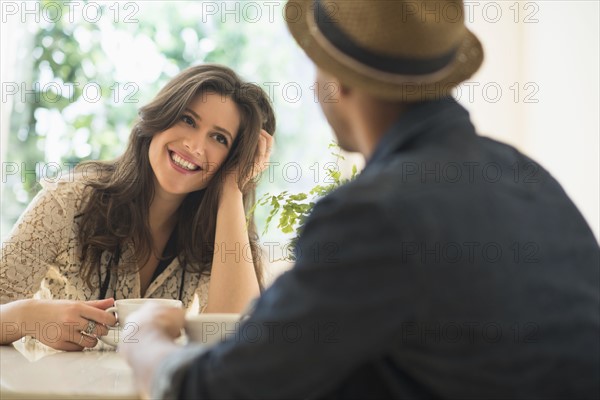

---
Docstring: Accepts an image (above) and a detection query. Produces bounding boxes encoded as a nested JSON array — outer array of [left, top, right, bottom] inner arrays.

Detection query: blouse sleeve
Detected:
[[0, 180, 78, 304]]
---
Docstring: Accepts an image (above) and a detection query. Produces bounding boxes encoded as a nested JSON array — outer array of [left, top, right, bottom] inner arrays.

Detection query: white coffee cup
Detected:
[[99, 298, 183, 347], [185, 313, 241, 347]]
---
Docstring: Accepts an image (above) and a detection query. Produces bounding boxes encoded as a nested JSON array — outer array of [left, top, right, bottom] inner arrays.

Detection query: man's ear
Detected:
[[339, 82, 351, 99], [315, 68, 350, 103]]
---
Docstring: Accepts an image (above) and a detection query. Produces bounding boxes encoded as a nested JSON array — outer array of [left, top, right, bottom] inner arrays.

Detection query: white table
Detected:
[[0, 338, 138, 399]]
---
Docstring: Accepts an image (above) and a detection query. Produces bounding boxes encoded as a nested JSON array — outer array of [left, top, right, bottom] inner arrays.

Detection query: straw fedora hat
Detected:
[[285, 0, 484, 101]]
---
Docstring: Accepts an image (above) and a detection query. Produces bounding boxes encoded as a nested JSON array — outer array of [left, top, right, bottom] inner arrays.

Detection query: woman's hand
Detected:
[[1, 298, 117, 351], [224, 129, 274, 194], [247, 129, 275, 184]]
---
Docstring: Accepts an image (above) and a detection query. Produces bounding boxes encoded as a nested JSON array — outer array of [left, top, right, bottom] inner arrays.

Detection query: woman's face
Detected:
[[149, 92, 240, 200]]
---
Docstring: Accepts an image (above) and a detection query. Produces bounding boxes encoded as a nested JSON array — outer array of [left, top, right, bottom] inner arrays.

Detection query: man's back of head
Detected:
[[286, 0, 484, 158], [286, 0, 483, 102]]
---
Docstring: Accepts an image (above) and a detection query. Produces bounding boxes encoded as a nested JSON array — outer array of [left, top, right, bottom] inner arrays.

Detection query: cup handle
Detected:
[[105, 306, 119, 330]]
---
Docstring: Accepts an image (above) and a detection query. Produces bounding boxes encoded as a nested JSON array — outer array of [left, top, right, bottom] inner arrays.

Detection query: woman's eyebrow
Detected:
[[185, 108, 234, 142]]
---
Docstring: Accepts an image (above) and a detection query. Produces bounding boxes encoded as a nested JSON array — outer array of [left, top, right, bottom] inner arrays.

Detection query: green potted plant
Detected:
[[250, 143, 358, 260]]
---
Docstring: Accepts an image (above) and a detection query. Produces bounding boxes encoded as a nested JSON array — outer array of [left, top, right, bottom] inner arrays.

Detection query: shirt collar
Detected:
[[365, 96, 472, 170]]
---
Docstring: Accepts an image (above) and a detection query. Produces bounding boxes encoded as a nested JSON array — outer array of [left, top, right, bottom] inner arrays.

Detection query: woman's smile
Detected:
[[168, 150, 202, 173]]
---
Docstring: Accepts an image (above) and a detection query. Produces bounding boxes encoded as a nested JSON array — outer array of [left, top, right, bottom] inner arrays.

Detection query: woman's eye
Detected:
[[213, 134, 228, 146], [181, 115, 195, 126]]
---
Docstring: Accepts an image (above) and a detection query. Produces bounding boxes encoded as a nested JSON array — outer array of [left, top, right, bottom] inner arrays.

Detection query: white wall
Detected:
[[461, 0, 599, 240]]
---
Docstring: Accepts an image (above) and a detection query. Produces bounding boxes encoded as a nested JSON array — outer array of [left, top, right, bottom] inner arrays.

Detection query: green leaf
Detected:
[[253, 140, 361, 239], [289, 193, 308, 201]]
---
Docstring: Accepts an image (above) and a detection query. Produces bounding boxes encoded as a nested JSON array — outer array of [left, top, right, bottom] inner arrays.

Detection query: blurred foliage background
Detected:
[[2, 1, 361, 262]]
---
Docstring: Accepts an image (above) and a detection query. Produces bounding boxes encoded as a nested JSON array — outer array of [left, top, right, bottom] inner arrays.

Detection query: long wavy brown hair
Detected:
[[76, 64, 276, 293]]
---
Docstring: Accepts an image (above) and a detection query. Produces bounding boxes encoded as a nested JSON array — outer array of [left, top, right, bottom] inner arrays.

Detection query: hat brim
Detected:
[[286, 0, 484, 101]]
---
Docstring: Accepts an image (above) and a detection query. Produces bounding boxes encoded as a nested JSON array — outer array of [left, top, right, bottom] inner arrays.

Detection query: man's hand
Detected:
[[126, 303, 185, 340], [119, 304, 185, 399]]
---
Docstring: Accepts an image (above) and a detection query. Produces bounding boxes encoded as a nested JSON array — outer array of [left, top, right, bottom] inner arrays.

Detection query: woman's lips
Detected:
[[168, 150, 202, 174]]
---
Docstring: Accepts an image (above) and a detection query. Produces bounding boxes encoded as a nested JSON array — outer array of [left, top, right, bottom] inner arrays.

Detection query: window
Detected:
[[1, 1, 353, 260]]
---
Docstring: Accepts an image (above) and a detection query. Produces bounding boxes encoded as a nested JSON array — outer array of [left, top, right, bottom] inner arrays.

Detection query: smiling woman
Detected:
[[0, 64, 276, 351], [148, 93, 241, 195]]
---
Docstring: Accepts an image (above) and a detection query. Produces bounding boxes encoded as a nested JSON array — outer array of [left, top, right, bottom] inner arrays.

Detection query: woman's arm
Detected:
[[0, 298, 116, 349], [0, 181, 116, 349], [0, 300, 29, 344], [203, 177, 261, 313], [0, 186, 63, 305], [204, 130, 273, 313]]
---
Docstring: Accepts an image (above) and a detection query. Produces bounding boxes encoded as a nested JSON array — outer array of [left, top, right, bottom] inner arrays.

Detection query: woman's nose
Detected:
[[183, 134, 206, 157]]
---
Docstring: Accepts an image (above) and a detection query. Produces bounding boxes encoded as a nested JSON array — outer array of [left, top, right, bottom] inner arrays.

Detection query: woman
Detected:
[[0, 64, 275, 350]]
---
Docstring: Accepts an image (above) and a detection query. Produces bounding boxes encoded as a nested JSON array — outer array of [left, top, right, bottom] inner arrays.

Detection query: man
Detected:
[[122, 1, 600, 398]]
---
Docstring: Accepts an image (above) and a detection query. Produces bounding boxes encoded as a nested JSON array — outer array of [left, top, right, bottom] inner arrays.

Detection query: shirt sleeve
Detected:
[[0, 181, 76, 304], [154, 188, 420, 399], [150, 345, 209, 400]]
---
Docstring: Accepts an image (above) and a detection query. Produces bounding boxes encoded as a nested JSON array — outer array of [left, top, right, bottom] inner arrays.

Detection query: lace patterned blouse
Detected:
[[0, 176, 209, 313]]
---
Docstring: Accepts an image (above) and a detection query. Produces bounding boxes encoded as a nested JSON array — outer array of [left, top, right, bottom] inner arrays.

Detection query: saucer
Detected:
[[98, 327, 124, 347], [98, 326, 187, 347]]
